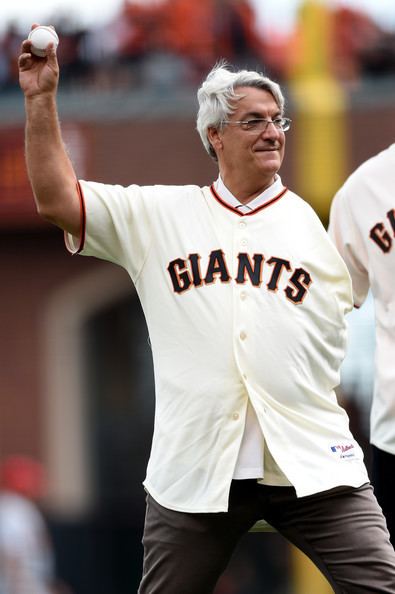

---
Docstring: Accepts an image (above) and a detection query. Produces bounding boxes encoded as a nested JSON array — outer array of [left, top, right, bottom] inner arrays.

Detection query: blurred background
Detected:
[[0, 0, 393, 592]]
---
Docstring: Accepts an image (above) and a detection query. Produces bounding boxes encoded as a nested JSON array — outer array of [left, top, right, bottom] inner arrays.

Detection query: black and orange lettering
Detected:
[[235, 253, 264, 286], [370, 223, 392, 253], [266, 257, 291, 291], [168, 249, 313, 303], [189, 253, 203, 287], [285, 268, 312, 304], [167, 258, 192, 294], [204, 249, 231, 284], [387, 208, 395, 235]]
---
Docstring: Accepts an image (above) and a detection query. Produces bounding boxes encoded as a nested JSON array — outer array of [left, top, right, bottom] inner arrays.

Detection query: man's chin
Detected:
[[257, 160, 281, 178], [256, 151, 281, 168]]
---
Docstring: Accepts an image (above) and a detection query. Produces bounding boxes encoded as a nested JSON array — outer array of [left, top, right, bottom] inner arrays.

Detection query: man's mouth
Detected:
[[255, 146, 279, 152]]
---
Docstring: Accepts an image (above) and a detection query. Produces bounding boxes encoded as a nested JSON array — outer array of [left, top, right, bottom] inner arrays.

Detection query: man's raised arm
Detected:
[[19, 25, 81, 237]]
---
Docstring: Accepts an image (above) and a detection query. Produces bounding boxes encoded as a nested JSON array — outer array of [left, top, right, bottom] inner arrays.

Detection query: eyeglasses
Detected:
[[222, 117, 292, 133]]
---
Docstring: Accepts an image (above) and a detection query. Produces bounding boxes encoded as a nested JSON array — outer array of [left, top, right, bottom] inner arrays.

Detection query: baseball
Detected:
[[28, 26, 59, 57]]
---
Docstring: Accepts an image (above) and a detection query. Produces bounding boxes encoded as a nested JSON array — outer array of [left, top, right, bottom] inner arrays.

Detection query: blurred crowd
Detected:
[[1, 0, 395, 92], [0, 455, 73, 594]]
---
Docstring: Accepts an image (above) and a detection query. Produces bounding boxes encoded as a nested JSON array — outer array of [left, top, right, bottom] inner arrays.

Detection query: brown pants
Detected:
[[138, 481, 395, 594]]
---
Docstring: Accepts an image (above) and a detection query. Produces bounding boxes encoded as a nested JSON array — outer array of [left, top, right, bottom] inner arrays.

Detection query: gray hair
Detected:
[[196, 62, 285, 160]]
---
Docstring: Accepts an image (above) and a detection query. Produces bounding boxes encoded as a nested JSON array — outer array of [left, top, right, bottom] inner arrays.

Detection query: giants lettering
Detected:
[[167, 250, 312, 304], [369, 208, 395, 253], [235, 253, 264, 286]]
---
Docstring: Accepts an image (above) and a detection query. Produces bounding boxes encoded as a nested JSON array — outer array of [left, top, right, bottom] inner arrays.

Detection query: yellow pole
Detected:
[[287, 0, 348, 225], [290, 545, 333, 594]]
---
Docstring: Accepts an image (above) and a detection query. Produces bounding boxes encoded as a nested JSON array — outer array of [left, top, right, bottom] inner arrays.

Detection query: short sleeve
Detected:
[[65, 180, 155, 281]]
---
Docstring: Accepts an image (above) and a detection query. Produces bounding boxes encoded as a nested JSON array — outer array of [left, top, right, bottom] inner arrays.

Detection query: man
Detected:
[[329, 144, 395, 545], [19, 25, 395, 594]]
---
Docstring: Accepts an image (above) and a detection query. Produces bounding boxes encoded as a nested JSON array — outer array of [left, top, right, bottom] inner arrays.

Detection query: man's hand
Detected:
[[19, 24, 59, 98]]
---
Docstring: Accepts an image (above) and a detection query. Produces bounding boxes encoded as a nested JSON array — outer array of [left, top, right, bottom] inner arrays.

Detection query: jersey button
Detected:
[[239, 221, 246, 229], [239, 331, 247, 341], [240, 239, 248, 246], [232, 412, 240, 420], [240, 291, 247, 301]]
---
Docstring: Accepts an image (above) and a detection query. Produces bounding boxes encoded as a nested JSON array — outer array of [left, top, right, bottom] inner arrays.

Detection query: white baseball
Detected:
[[28, 26, 59, 57]]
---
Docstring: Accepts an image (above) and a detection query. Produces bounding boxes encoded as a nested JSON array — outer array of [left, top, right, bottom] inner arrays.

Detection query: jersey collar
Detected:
[[211, 175, 287, 216]]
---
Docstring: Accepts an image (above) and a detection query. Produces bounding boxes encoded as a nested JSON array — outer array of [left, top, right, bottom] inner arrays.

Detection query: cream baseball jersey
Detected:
[[66, 176, 368, 513], [329, 144, 395, 456]]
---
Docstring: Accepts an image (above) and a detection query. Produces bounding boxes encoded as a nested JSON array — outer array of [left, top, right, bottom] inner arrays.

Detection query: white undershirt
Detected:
[[233, 400, 264, 479], [214, 175, 292, 486]]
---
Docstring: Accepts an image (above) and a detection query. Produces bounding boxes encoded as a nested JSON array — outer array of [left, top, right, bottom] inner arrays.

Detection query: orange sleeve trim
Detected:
[[64, 180, 86, 255]]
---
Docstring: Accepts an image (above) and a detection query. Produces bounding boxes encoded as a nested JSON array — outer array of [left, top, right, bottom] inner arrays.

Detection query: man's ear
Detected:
[[207, 126, 223, 155]]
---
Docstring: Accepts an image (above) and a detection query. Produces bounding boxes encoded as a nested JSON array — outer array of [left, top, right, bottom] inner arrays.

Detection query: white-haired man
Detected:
[[19, 26, 395, 594]]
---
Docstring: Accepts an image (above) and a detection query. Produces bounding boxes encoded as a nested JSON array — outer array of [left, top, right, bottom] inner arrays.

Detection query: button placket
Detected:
[[234, 219, 249, 369]]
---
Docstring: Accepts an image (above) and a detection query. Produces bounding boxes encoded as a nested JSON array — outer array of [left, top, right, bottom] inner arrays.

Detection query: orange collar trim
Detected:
[[209, 184, 288, 217]]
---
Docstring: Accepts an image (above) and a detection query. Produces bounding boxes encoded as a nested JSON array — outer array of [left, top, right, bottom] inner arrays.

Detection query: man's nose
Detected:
[[261, 120, 281, 137]]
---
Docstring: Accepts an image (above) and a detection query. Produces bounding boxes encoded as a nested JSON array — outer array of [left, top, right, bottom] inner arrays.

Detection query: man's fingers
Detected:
[[19, 53, 34, 70], [45, 43, 59, 66], [21, 39, 33, 53]]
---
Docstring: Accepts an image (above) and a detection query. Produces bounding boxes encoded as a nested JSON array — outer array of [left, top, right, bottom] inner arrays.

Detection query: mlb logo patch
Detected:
[[330, 443, 356, 459]]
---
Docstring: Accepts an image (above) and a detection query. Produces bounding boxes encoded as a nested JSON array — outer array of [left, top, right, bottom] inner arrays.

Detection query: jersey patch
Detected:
[[329, 442, 356, 460]]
